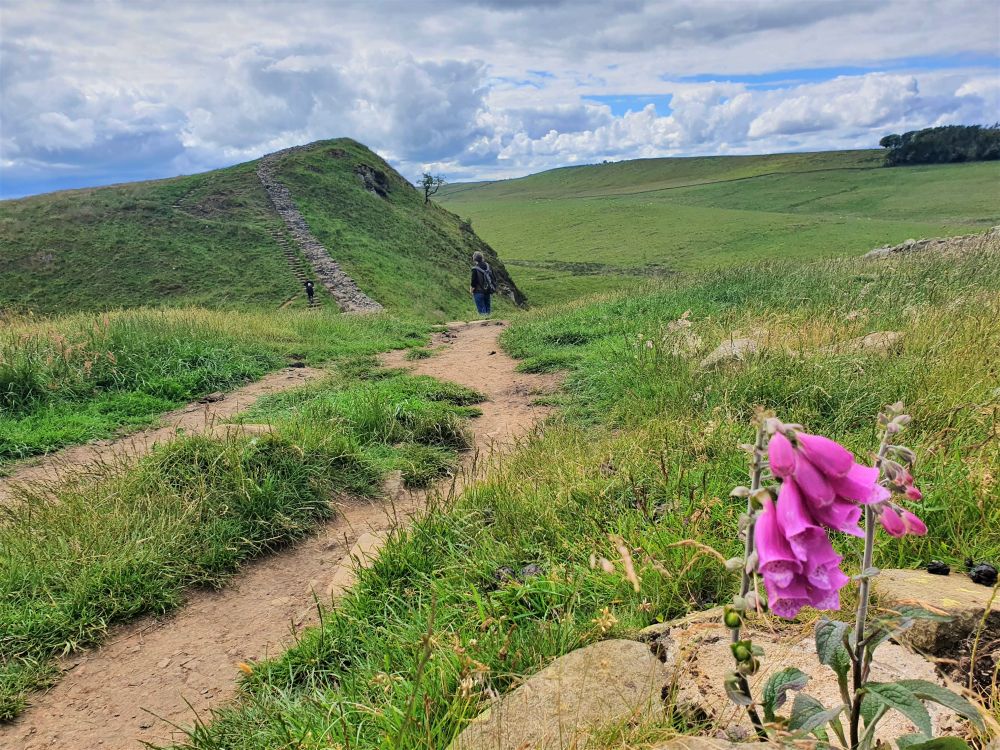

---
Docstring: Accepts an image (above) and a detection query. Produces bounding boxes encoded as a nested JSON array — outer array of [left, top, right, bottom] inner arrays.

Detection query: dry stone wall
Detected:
[[257, 148, 383, 313]]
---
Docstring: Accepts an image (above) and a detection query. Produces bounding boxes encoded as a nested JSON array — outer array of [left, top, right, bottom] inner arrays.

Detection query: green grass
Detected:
[[0, 307, 427, 466], [0, 139, 524, 319], [168, 237, 999, 749], [0, 369, 484, 719], [440, 151, 1000, 301]]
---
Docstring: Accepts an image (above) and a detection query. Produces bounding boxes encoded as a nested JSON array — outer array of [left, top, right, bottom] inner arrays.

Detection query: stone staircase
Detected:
[[268, 227, 322, 310], [256, 149, 383, 313]]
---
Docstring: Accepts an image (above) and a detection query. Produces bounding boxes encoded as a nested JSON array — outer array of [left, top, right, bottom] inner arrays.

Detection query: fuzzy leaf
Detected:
[[864, 682, 933, 738], [789, 693, 844, 734], [901, 739, 971, 750], [762, 667, 808, 721], [896, 679, 985, 731], [815, 618, 852, 679]]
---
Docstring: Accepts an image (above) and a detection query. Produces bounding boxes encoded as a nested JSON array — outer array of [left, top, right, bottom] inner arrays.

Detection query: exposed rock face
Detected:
[[256, 148, 383, 313], [873, 568, 1000, 695], [864, 226, 999, 260], [654, 617, 967, 743], [698, 337, 760, 370], [354, 164, 391, 198], [449, 639, 669, 750]]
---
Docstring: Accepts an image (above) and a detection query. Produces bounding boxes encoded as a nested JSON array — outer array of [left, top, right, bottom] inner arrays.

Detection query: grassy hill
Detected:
[[0, 139, 522, 320], [439, 150, 1000, 302]]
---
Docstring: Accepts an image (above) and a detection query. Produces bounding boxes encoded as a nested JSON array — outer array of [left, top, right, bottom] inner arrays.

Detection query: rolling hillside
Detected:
[[439, 150, 1000, 301], [0, 139, 524, 320]]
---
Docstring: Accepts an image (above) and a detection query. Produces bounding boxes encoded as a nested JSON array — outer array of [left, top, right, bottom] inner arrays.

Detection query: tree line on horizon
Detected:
[[880, 123, 1000, 166]]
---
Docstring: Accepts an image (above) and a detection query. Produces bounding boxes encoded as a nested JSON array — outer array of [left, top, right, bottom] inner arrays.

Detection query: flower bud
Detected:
[[737, 657, 760, 676], [723, 607, 742, 629], [731, 641, 752, 663], [905, 486, 922, 501], [743, 591, 760, 611], [731, 595, 747, 611], [724, 557, 743, 573]]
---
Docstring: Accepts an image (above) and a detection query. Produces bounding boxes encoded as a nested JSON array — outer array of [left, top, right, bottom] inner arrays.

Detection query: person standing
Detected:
[[470, 251, 495, 317], [304, 279, 315, 305]]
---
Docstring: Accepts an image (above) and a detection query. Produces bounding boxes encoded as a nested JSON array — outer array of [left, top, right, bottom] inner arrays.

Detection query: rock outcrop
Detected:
[[257, 148, 383, 313], [864, 226, 999, 260], [652, 615, 970, 743], [449, 639, 669, 750], [873, 567, 1000, 696]]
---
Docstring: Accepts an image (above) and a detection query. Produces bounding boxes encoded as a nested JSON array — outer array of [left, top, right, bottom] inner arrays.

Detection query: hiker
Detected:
[[470, 251, 496, 317], [304, 279, 315, 305]]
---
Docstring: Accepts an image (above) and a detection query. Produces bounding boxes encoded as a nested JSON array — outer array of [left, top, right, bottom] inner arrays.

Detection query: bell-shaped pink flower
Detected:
[[775, 480, 830, 559], [900, 510, 927, 536], [878, 506, 906, 537], [809, 498, 864, 538], [762, 577, 810, 619], [794, 456, 836, 506], [830, 464, 889, 505], [755, 497, 801, 588], [768, 432, 796, 478], [797, 433, 854, 477]]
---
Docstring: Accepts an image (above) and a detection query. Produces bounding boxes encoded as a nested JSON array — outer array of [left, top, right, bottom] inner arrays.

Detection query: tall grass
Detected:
[[0, 370, 482, 719], [171, 241, 998, 749], [0, 307, 427, 463]]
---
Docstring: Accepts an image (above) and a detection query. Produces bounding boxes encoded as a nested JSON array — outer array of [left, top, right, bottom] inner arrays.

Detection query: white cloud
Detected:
[[0, 0, 998, 196]]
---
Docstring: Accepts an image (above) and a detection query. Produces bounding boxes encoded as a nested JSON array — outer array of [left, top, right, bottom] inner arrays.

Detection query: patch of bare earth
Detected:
[[7, 320, 559, 750]]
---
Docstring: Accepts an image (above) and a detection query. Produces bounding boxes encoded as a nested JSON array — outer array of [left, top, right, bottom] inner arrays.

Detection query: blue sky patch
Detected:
[[583, 94, 673, 117], [667, 53, 1000, 90]]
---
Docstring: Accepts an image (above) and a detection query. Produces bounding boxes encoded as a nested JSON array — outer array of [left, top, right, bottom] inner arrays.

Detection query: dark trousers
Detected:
[[473, 291, 491, 315]]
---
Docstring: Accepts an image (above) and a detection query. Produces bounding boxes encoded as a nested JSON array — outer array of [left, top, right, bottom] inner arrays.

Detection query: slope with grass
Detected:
[[165, 239, 999, 748], [439, 150, 1000, 301], [0, 139, 524, 319]]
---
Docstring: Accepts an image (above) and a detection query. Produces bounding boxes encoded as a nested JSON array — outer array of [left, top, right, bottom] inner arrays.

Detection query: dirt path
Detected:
[[8, 321, 558, 750], [0, 366, 327, 505]]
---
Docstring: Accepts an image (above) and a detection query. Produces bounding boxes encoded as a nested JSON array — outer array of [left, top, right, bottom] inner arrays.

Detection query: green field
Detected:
[[0, 139, 522, 320], [439, 150, 1000, 301]]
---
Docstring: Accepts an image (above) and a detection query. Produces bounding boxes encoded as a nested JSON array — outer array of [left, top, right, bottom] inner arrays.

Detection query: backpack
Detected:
[[476, 264, 497, 294]]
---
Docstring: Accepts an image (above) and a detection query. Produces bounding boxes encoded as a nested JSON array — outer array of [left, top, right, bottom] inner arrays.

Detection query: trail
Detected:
[[8, 320, 559, 750], [0, 366, 327, 506]]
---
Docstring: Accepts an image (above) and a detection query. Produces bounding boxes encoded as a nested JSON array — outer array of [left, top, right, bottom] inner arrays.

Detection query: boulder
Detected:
[[818, 330, 903, 356], [657, 617, 968, 743], [699, 338, 759, 370], [208, 423, 275, 439], [872, 568, 1000, 655], [449, 639, 669, 750]]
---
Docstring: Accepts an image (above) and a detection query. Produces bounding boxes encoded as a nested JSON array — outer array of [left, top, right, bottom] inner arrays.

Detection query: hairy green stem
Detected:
[[732, 422, 768, 741], [849, 435, 891, 749]]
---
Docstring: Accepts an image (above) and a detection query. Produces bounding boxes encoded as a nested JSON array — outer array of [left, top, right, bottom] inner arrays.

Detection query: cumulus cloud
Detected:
[[0, 0, 998, 196]]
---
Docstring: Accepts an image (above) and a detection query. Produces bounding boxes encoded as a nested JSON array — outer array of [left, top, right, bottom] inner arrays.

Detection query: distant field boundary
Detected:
[[442, 164, 883, 201], [505, 259, 676, 276]]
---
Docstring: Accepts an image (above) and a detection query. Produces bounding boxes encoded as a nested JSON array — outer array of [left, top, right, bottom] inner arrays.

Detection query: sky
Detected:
[[1, 0, 998, 198]]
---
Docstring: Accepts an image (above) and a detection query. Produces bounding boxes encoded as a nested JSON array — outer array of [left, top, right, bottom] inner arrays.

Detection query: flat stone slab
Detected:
[[449, 639, 669, 750], [660, 618, 967, 743], [872, 568, 1000, 654]]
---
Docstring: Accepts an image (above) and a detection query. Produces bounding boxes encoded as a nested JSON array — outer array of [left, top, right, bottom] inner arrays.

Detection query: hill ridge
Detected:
[[257, 147, 383, 313]]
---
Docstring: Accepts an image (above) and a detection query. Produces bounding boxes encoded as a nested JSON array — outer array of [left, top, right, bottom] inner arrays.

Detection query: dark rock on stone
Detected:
[[969, 562, 998, 586], [927, 560, 951, 575], [492, 566, 517, 585]]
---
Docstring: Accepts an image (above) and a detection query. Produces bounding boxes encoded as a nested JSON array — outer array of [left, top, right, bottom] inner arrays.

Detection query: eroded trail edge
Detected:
[[8, 321, 559, 750]]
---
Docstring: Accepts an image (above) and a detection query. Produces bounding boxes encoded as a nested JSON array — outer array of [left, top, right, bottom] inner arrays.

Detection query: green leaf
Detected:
[[897, 734, 928, 750], [864, 682, 933, 738], [815, 618, 852, 680], [788, 693, 845, 734], [902, 739, 972, 750], [896, 679, 985, 731], [762, 667, 809, 721]]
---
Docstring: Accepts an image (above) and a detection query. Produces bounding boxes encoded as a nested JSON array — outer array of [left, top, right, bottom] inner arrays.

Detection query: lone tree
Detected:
[[419, 172, 445, 204]]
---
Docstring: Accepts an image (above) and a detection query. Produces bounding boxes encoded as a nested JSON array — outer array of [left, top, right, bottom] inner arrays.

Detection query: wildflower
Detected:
[[645, 340, 654, 349], [592, 606, 618, 633], [878, 506, 926, 537]]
